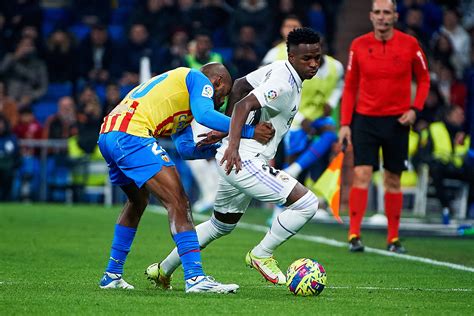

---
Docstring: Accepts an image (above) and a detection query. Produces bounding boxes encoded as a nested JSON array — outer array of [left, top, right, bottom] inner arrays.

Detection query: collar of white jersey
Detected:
[[284, 61, 302, 93]]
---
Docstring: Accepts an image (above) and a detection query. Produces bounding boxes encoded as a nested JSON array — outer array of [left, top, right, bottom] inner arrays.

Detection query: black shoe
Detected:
[[387, 240, 407, 254], [349, 236, 365, 252]]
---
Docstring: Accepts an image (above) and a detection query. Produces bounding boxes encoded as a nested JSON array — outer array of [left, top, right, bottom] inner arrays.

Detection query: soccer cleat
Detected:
[[185, 276, 239, 293], [387, 239, 407, 254], [245, 251, 286, 285], [145, 262, 172, 290], [349, 236, 365, 252], [99, 272, 134, 289]]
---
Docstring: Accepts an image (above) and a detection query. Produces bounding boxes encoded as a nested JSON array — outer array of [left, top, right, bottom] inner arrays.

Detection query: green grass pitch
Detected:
[[1, 203, 473, 315]]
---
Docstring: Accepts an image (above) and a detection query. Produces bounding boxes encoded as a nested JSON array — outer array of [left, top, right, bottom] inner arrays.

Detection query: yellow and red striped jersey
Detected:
[[100, 67, 195, 138]]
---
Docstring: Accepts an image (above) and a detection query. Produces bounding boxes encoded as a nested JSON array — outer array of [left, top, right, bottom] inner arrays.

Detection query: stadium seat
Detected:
[[42, 7, 70, 37], [120, 84, 134, 98], [110, 7, 131, 25], [44, 82, 73, 102], [108, 25, 124, 42], [33, 101, 58, 124], [213, 47, 233, 64], [69, 24, 90, 41]]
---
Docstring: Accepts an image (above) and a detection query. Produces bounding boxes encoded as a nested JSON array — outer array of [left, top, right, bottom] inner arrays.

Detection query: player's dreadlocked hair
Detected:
[[286, 27, 320, 53]]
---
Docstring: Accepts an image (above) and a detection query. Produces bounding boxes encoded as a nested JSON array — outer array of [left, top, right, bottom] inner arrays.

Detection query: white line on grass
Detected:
[[329, 286, 472, 292], [245, 284, 473, 292], [148, 206, 474, 273]]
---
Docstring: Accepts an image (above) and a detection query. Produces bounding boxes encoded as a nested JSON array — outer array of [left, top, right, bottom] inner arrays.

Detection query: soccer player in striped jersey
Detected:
[[146, 28, 323, 287], [98, 63, 274, 293]]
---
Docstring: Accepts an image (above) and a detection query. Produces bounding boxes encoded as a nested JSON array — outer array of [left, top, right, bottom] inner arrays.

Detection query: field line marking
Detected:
[[148, 206, 474, 273], [329, 286, 472, 292]]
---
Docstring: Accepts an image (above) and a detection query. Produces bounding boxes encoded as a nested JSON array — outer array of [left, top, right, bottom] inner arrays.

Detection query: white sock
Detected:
[[252, 191, 318, 258], [271, 205, 284, 221], [284, 163, 302, 178], [160, 215, 236, 276]]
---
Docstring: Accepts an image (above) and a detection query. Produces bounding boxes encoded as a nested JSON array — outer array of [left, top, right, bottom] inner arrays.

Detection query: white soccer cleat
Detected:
[[99, 272, 134, 289], [145, 262, 172, 290], [245, 251, 286, 285], [185, 276, 239, 293]]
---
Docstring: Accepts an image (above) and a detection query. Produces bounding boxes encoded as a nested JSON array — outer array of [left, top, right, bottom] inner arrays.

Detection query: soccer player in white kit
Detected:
[[146, 28, 322, 288]]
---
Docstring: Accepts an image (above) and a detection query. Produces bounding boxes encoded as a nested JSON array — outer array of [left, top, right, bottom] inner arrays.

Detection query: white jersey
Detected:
[[217, 60, 303, 161]]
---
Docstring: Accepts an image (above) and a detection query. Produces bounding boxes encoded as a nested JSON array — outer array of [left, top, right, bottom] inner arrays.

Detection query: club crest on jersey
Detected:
[[264, 89, 278, 102], [201, 85, 214, 98], [161, 154, 170, 162], [278, 173, 290, 182]]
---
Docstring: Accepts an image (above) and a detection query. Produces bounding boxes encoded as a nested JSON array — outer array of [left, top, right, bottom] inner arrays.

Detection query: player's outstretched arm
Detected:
[[171, 125, 220, 160], [220, 93, 262, 175]]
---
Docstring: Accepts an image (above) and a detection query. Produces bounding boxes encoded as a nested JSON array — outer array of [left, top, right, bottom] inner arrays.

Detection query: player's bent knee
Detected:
[[288, 190, 319, 220], [210, 214, 237, 237]]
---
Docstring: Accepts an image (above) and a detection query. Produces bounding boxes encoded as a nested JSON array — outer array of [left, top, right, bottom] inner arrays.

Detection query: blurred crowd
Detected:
[[0, 0, 472, 218]]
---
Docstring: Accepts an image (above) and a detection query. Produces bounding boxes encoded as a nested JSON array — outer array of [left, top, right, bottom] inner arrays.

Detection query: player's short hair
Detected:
[[286, 27, 320, 53]]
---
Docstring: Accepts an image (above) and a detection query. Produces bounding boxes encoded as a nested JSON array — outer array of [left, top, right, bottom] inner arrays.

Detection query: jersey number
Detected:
[[261, 164, 280, 177], [130, 73, 169, 98]]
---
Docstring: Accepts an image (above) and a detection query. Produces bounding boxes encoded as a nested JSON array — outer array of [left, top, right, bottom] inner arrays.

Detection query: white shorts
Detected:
[[214, 155, 298, 214]]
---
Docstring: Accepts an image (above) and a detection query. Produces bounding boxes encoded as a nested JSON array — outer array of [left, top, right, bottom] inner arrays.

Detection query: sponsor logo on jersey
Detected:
[[264, 89, 278, 102], [201, 85, 214, 98]]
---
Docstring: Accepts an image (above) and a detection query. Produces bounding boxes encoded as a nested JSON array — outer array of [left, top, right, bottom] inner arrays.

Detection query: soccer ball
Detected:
[[286, 258, 327, 296]]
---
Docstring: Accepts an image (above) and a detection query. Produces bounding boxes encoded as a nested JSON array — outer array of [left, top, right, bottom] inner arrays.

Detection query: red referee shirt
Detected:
[[340, 29, 430, 126]]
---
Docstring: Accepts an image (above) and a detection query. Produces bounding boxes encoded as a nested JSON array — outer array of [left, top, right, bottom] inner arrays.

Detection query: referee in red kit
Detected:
[[338, 0, 430, 253]]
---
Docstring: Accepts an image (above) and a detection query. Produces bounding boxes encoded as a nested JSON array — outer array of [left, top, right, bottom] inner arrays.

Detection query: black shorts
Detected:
[[351, 113, 409, 174]]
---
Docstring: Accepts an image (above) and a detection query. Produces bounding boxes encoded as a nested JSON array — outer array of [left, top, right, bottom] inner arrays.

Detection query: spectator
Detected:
[[120, 23, 161, 86], [76, 98, 102, 154], [175, 0, 199, 34], [415, 83, 446, 132], [193, 0, 233, 47], [0, 80, 19, 128], [0, 114, 20, 201], [78, 23, 120, 84], [43, 96, 77, 141], [43, 29, 77, 83], [261, 15, 302, 65], [430, 32, 455, 69], [184, 31, 223, 69], [77, 84, 100, 113], [231, 25, 265, 78], [128, 0, 177, 46], [338, 0, 430, 253], [419, 105, 473, 224], [440, 8, 471, 78], [103, 82, 121, 116], [0, 37, 48, 108], [158, 29, 189, 73], [12, 107, 42, 201], [231, 0, 273, 47], [403, 7, 429, 49], [436, 61, 467, 109], [1, 0, 42, 37], [12, 107, 42, 144]]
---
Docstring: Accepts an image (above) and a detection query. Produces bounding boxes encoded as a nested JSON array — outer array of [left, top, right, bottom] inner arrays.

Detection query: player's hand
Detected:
[[455, 132, 466, 145], [220, 147, 242, 175], [338, 125, 352, 145], [196, 130, 227, 147], [253, 122, 275, 144], [398, 109, 417, 126]]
